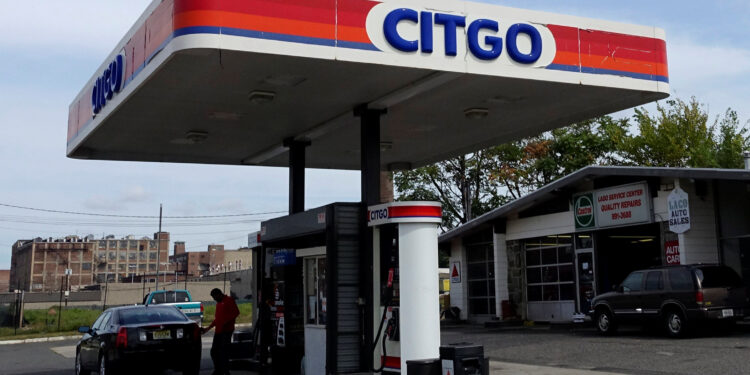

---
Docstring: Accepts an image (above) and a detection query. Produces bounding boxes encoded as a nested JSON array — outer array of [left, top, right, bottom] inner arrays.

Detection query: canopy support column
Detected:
[[355, 105, 386, 371], [356, 105, 387, 206], [284, 137, 311, 214]]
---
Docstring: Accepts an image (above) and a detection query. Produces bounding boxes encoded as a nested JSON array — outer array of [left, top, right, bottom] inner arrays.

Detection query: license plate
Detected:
[[153, 330, 171, 340], [722, 309, 734, 318]]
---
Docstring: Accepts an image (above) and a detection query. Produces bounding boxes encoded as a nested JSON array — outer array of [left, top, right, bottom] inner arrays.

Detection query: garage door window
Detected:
[[525, 235, 575, 302]]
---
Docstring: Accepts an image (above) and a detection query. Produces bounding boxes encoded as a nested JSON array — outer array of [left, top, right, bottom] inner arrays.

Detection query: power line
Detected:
[[0, 202, 285, 219]]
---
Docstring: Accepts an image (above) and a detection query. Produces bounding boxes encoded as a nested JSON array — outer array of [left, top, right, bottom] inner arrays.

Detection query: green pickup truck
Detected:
[[143, 289, 204, 324]]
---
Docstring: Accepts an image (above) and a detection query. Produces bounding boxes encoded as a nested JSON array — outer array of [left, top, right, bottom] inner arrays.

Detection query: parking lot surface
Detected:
[[442, 321, 750, 375], [2, 323, 750, 374]]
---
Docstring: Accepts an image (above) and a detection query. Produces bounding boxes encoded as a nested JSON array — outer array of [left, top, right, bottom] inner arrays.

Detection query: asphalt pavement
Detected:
[[3, 322, 750, 374]]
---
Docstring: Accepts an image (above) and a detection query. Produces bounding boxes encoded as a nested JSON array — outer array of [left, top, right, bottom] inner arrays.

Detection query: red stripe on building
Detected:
[[175, 0, 337, 25], [549, 25, 667, 65], [388, 206, 442, 219]]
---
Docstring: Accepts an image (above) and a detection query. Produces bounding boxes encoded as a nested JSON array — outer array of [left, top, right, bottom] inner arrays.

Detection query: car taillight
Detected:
[[696, 291, 704, 305], [193, 324, 201, 339], [116, 327, 128, 348], [200, 304, 204, 313]]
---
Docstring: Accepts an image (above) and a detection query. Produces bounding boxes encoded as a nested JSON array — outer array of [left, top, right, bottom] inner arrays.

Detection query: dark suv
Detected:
[[589, 264, 748, 337]]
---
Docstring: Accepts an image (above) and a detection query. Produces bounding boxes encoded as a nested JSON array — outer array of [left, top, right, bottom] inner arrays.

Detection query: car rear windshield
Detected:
[[119, 307, 188, 325], [695, 266, 744, 288]]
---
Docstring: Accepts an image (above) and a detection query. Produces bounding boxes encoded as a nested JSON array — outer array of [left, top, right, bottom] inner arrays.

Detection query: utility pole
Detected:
[[12, 290, 18, 335], [58, 276, 63, 331], [19, 290, 24, 330], [155, 204, 162, 291], [102, 276, 109, 311]]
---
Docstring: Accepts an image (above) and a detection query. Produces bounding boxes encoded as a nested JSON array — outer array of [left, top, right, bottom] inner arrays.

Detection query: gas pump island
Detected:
[[67, 0, 669, 373]]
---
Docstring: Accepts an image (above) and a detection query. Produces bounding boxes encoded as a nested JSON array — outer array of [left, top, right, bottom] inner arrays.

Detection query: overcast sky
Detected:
[[1, 1, 748, 269]]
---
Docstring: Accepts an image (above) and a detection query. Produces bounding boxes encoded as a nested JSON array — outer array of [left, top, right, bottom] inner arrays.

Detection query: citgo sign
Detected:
[[365, 2, 557, 69], [91, 54, 125, 116], [381, 8, 543, 63]]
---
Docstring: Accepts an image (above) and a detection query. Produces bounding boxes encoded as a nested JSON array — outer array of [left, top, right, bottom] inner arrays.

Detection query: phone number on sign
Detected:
[[611, 211, 632, 220]]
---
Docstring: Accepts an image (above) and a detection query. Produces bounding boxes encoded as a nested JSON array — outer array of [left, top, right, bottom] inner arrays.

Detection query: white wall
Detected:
[[676, 179, 719, 264], [304, 326, 326, 375], [448, 238, 468, 320], [507, 212, 574, 241], [493, 233, 509, 319]]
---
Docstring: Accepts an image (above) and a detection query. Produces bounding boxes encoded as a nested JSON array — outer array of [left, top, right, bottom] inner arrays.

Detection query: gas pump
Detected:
[[369, 202, 442, 374]]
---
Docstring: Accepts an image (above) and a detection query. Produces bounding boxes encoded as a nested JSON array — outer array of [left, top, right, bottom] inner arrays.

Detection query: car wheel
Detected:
[[664, 309, 687, 338], [182, 357, 201, 375], [99, 354, 119, 375], [75, 351, 90, 375], [595, 308, 617, 335]]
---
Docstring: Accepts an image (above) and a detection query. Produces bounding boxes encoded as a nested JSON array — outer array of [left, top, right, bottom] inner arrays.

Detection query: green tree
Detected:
[[486, 117, 627, 198], [394, 150, 506, 229], [615, 97, 749, 168], [394, 97, 749, 229]]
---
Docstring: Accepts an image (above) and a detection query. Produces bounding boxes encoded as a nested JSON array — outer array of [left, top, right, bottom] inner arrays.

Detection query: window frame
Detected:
[[524, 235, 575, 303], [304, 256, 327, 327]]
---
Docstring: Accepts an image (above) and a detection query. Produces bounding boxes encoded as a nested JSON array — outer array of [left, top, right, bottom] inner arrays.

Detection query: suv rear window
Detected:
[[695, 266, 743, 288]]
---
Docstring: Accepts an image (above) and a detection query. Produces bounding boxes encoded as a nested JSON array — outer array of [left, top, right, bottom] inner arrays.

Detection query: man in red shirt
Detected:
[[202, 288, 240, 375]]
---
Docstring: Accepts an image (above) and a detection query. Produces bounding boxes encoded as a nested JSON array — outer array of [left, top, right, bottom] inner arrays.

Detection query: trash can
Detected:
[[439, 343, 489, 375], [406, 358, 441, 375]]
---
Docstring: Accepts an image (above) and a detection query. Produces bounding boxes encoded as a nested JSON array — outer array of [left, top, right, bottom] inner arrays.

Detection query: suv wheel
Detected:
[[664, 309, 687, 338], [595, 308, 617, 335]]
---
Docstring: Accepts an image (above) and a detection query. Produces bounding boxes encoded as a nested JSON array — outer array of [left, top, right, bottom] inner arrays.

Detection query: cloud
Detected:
[[82, 195, 118, 211], [210, 199, 248, 212], [0, 2, 151, 57], [667, 39, 750, 85], [81, 185, 152, 211], [120, 185, 150, 203]]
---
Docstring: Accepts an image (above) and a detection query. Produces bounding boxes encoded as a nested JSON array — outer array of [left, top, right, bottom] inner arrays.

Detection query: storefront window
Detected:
[[466, 243, 495, 315], [305, 257, 327, 325], [525, 235, 574, 302]]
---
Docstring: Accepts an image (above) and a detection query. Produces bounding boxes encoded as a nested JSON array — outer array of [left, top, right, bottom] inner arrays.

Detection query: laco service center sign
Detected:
[[574, 182, 651, 230]]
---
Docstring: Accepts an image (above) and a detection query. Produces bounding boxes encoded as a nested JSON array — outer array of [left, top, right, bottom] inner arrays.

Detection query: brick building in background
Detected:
[[172, 243, 251, 278], [0, 269, 10, 292], [10, 232, 170, 292]]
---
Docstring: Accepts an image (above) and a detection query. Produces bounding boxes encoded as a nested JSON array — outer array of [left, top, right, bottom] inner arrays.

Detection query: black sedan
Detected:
[[75, 305, 201, 375]]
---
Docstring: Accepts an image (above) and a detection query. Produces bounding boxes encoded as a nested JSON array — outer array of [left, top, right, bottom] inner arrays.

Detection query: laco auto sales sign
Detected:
[[574, 183, 651, 230], [667, 187, 691, 233]]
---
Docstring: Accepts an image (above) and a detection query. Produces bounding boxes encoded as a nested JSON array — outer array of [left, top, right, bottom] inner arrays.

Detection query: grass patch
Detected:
[[203, 302, 253, 325], [0, 307, 101, 340]]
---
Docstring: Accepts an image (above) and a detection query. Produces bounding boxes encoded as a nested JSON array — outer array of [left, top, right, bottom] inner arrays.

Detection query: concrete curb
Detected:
[[0, 335, 80, 346]]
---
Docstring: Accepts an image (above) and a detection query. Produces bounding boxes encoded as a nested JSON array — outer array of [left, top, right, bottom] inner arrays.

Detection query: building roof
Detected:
[[439, 166, 750, 243]]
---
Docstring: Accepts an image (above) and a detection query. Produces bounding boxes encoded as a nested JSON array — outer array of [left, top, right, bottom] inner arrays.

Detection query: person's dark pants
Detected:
[[211, 331, 233, 375]]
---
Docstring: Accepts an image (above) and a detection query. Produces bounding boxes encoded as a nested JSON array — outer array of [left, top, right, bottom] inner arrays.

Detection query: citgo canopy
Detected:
[[67, 0, 668, 169]]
